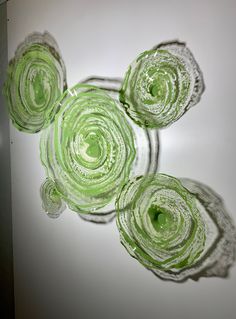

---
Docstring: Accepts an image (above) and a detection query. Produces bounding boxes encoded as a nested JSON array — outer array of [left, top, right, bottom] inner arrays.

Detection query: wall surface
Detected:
[[7, 0, 236, 318], [0, 1, 14, 317]]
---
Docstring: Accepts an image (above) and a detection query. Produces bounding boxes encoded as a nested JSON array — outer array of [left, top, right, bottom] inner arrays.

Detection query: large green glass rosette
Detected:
[[40, 84, 136, 216], [120, 41, 204, 128], [3, 32, 67, 133], [116, 174, 236, 281], [80, 76, 160, 175], [76, 77, 160, 223]]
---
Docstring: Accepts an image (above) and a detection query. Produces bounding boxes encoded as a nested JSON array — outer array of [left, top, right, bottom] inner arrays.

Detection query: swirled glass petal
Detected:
[[116, 174, 236, 281], [76, 76, 160, 222], [40, 178, 66, 218], [120, 41, 204, 128], [40, 84, 136, 215], [3, 32, 67, 133]]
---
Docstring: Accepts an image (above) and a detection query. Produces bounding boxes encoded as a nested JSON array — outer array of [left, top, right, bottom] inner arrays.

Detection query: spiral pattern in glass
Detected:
[[116, 174, 206, 278], [120, 41, 204, 128], [40, 84, 136, 213], [3, 32, 67, 133], [40, 178, 66, 218]]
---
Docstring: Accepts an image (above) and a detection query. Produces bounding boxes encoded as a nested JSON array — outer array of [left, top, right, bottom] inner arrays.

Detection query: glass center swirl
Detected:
[[119, 41, 204, 128], [116, 174, 206, 273], [3, 32, 67, 133], [40, 84, 136, 213]]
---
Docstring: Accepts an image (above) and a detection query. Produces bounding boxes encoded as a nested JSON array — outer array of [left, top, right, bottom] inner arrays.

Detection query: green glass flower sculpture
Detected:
[[75, 77, 160, 223], [116, 174, 236, 281], [40, 178, 65, 218], [40, 84, 136, 214], [120, 41, 204, 128], [3, 32, 67, 133]]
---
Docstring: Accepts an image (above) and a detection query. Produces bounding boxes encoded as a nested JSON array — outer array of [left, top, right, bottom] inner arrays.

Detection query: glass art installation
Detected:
[[4, 32, 236, 281]]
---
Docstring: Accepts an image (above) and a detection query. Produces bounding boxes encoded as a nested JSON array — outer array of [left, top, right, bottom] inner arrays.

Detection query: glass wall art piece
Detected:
[[3, 32, 67, 133], [119, 41, 205, 128], [77, 77, 160, 222], [81, 77, 160, 176], [4, 30, 235, 280], [40, 178, 66, 219], [116, 174, 236, 281], [40, 82, 160, 223]]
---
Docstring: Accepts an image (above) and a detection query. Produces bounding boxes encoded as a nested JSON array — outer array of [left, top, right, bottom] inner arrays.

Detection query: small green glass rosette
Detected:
[[3, 32, 67, 133], [40, 178, 66, 218], [120, 41, 204, 128]]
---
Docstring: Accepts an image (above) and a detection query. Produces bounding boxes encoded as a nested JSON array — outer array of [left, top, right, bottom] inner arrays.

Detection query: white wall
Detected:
[[8, 0, 236, 318]]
